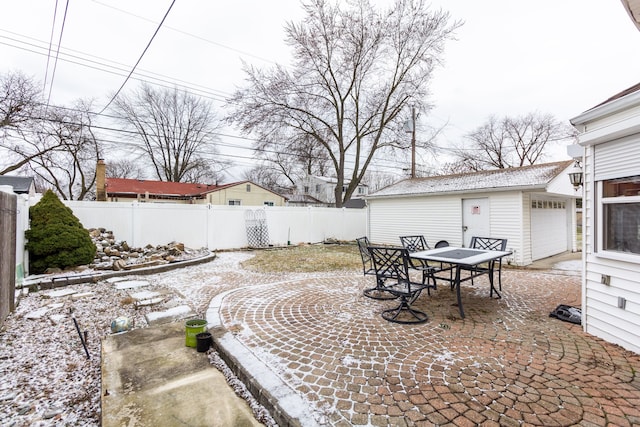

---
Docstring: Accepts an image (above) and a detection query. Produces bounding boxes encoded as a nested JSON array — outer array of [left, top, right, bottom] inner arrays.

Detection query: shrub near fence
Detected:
[[63, 201, 368, 250]]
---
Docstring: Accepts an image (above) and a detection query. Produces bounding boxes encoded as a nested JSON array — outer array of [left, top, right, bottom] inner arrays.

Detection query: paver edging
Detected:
[[207, 286, 322, 427]]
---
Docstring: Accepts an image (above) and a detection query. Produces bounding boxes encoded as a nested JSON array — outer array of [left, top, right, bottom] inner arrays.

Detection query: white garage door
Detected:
[[531, 198, 569, 260]]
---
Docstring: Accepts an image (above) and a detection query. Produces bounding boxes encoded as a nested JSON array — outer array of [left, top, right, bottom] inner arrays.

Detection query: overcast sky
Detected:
[[2, 0, 640, 179]]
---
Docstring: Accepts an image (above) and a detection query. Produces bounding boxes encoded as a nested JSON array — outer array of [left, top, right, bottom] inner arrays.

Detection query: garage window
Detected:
[[601, 175, 640, 255]]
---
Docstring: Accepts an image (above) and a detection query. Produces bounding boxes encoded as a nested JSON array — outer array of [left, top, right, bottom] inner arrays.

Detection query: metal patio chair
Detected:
[[357, 237, 396, 300], [463, 237, 508, 290], [399, 235, 440, 289], [368, 246, 434, 324]]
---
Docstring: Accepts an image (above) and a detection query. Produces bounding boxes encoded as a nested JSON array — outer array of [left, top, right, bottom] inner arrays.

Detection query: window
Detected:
[[600, 175, 640, 255], [264, 201, 274, 206], [315, 184, 321, 192], [358, 187, 365, 195], [228, 199, 241, 206], [246, 184, 251, 192], [304, 186, 309, 194]]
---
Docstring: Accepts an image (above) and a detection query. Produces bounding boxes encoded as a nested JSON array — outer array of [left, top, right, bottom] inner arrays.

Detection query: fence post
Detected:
[[0, 186, 17, 326]]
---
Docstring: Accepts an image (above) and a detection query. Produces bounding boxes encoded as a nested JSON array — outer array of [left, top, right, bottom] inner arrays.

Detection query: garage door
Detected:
[[531, 198, 569, 260]]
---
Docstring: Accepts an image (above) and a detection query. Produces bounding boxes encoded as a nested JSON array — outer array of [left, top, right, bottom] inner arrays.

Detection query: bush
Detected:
[[25, 190, 96, 274]]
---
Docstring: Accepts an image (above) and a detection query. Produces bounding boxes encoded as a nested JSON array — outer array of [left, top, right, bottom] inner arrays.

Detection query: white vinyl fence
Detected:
[[64, 201, 368, 250]]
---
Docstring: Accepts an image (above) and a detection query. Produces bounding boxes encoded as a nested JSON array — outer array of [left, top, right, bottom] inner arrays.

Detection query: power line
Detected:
[[0, 30, 234, 100], [91, 0, 279, 66], [45, 0, 70, 108], [98, 0, 177, 114], [43, 0, 60, 93]]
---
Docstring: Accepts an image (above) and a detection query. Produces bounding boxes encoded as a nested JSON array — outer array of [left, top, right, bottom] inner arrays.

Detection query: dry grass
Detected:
[[240, 243, 362, 273]]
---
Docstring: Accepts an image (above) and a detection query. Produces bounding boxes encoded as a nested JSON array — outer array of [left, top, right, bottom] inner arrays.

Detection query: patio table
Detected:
[[410, 246, 512, 318]]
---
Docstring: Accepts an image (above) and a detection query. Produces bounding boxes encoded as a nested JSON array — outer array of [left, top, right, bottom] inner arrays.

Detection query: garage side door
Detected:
[[530, 198, 568, 260]]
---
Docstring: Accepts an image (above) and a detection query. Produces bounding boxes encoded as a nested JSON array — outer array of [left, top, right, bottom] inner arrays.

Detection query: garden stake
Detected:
[[70, 308, 90, 359]]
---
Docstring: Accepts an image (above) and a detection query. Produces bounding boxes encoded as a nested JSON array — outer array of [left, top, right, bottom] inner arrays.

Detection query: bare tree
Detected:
[[111, 84, 225, 183], [227, 0, 460, 207], [106, 159, 147, 179], [447, 112, 576, 173], [362, 169, 401, 192], [0, 71, 65, 175], [243, 163, 290, 193], [249, 133, 332, 190], [27, 100, 101, 200]]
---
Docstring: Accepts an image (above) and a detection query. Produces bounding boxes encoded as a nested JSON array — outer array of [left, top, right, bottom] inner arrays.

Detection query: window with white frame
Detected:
[[228, 199, 241, 206], [600, 175, 640, 255]]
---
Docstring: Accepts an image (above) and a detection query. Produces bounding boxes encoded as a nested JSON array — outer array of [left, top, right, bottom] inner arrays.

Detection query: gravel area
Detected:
[[0, 251, 278, 427]]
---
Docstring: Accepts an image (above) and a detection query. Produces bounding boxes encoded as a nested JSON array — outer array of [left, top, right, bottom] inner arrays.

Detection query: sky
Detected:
[[2, 0, 640, 180]]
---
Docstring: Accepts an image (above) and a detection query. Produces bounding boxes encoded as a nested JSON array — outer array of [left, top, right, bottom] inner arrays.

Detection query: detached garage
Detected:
[[365, 161, 579, 266]]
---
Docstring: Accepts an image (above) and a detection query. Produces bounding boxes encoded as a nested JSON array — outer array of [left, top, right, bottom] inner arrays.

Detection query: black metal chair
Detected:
[[463, 237, 508, 290], [399, 235, 440, 289], [432, 239, 454, 288], [435, 240, 449, 248], [367, 246, 433, 324], [357, 237, 396, 300]]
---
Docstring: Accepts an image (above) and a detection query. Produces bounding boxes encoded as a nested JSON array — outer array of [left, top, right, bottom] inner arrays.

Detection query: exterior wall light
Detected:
[[568, 160, 583, 190]]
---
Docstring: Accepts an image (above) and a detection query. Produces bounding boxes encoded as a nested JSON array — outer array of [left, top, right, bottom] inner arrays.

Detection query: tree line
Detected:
[[1, 0, 575, 206]]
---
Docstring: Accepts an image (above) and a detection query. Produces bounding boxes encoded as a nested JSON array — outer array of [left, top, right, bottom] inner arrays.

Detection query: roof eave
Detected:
[[570, 87, 640, 127], [366, 184, 547, 200]]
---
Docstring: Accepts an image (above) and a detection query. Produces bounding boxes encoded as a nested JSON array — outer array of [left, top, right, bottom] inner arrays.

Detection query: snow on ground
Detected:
[[0, 251, 277, 427]]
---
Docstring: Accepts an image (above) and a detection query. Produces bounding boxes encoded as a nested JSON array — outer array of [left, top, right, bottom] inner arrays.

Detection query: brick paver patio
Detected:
[[213, 266, 640, 426]]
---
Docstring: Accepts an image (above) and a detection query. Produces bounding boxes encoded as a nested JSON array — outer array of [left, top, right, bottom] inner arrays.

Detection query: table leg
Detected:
[[488, 261, 502, 299], [455, 265, 464, 319]]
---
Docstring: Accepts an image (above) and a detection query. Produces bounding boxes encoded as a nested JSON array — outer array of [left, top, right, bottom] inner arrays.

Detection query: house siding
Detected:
[[207, 184, 285, 206], [583, 138, 640, 354], [572, 90, 640, 354]]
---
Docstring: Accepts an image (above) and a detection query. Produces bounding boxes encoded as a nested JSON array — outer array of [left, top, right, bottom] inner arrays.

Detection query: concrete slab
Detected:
[[101, 322, 264, 427], [145, 305, 194, 325], [43, 288, 77, 298], [114, 280, 150, 290]]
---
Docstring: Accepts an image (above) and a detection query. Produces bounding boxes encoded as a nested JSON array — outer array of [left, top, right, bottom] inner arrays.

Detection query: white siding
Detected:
[[368, 191, 533, 266], [368, 196, 462, 247], [585, 133, 640, 354], [573, 91, 640, 354], [521, 193, 533, 265], [488, 192, 524, 265]]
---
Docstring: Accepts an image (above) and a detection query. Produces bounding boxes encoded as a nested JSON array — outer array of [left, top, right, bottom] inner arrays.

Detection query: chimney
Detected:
[[96, 159, 107, 201]]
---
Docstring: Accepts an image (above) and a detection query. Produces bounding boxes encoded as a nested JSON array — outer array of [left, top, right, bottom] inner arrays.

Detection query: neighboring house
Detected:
[[95, 160, 285, 206], [295, 175, 368, 207], [570, 82, 640, 354], [365, 160, 579, 266], [0, 176, 36, 197], [281, 193, 328, 207], [105, 178, 285, 206], [101, 178, 286, 206]]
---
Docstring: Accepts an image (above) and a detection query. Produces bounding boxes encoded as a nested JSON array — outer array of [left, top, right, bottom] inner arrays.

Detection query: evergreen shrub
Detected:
[[25, 190, 96, 274]]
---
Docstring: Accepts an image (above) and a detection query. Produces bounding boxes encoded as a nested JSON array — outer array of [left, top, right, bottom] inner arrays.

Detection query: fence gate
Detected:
[[245, 209, 270, 248]]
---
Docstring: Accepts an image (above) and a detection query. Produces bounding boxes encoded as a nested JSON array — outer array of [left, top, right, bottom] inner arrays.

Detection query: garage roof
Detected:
[[367, 160, 573, 199]]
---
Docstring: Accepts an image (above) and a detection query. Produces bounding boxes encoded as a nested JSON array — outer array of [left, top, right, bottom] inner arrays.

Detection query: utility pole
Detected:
[[411, 106, 416, 178]]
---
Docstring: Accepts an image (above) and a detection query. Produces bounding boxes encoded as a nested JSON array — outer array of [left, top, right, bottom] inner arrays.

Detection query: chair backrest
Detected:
[[367, 245, 411, 284], [356, 236, 375, 275], [470, 237, 507, 251], [434, 240, 449, 248], [399, 235, 430, 252]]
